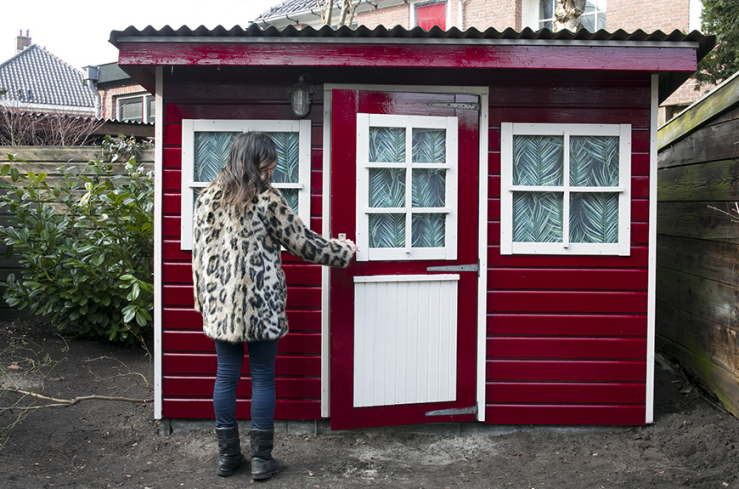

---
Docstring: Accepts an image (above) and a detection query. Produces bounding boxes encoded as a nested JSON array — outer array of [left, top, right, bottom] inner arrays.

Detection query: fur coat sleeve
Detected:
[[192, 185, 353, 344]]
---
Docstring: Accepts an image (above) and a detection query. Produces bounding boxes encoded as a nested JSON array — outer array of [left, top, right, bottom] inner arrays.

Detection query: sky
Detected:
[[2, 0, 284, 70]]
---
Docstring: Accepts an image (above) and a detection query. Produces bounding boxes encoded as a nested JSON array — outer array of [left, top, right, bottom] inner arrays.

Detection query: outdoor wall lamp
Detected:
[[290, 75, 313, 118]]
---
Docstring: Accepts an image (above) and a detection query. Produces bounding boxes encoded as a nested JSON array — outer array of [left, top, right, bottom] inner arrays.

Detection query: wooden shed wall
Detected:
[[159, 67, 653, 424], [159, 76, 328, 420], [657, 104, 739, 417], [484, 72, 652, 425]]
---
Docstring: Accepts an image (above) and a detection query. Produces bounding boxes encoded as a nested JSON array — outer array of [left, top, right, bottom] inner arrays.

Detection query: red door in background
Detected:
[[330, 89, 480, 429]]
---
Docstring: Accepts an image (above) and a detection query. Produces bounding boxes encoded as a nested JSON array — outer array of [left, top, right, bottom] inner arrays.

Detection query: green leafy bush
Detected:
[[0, 138, 154, 345]]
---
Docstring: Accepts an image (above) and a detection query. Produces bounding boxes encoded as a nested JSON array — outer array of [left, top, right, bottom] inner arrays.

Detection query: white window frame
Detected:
[[500, 122, 631, 256], [180, 119, 312, 251], [523, 0, 607, 31], [356, 113, 458, 262], [410, 0, 450, 29], [116, 94, 154, 122]]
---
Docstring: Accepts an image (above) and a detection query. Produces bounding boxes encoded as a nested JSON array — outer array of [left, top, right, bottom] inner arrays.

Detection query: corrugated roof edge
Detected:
[[108, 25, 716, 62]]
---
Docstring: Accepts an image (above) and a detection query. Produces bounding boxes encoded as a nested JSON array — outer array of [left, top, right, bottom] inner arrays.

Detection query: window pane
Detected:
[[369, 168, 406, 208], [570, 192, 618, 243], [412, 214, 445, 248], [412, 129, 446, 163], [120, 99, 142, 122], [580, 13, 595, 32], [570, 136, 619, 187], [597, 12, 606, 30], [513, 192, 563, 242], [369, 127, 406, 162], [513, 135, 564, 186], [147, 98, 155, 123], [194, 132, 237, 182], [369, 214, 405, 248], [539, 0, 554, 19], [412, 169, 446, 208], [269, 132, 300, 184], [280, 188, 299, 215]]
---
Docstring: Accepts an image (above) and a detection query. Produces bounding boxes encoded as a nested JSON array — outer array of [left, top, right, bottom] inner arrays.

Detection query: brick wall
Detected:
[[607, 0, 690, 32], [98, 84, 149, 121], [358, 0, 522, 30], [462, 0, 520, 31], [359, 4, 410, 28]]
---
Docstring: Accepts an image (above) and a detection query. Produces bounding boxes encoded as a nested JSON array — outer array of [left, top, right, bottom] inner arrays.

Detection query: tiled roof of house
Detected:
[[0, 45, 96, 112]]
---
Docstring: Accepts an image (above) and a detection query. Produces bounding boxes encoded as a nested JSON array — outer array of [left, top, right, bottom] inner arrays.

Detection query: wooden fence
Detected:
[[0, 146, 154, 320], [657, 73, 739, 417]]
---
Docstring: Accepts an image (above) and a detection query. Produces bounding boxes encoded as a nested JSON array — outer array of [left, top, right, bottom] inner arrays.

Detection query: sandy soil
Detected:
[[1, 319, 738, 489]]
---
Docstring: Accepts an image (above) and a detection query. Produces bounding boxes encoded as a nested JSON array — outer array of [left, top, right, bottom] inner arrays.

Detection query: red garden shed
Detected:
[[109, 25, 714, 429]]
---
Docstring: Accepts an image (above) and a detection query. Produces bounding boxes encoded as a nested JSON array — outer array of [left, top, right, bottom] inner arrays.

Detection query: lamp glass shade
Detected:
[[291, 85, 310, 117]]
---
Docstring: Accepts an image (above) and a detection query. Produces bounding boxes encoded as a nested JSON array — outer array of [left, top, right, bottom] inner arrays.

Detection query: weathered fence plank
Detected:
[[658, 114, 739, 169], [658, 201, 739, 242], [658, 234, 739, 286], [658, 159, 739, 201], [656, 267, 739, 327], [656, 301, 739, 377]]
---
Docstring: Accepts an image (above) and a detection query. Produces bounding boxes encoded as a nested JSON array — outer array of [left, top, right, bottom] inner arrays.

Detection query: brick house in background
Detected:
[[89, 62, 155, 123], [255, 0, 710, 123]]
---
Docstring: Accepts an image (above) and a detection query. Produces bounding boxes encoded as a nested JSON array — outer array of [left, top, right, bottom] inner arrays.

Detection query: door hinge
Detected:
[[426, 262, 479, 273], [428, 102, 480, 110], [426, 406, 477, 417]]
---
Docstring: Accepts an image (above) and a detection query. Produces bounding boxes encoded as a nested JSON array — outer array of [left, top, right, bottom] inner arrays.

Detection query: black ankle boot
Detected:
[[215, 425, 245, 477], [250, 429, 284, 480]]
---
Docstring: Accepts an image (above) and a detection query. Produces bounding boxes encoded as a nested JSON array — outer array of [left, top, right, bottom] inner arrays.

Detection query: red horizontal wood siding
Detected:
[[163, 376, 320, 398], [484, 75, 650, 425], [153, 63, 656, 425], [159, 86, 328, 421], [163, 399, 321, 420]]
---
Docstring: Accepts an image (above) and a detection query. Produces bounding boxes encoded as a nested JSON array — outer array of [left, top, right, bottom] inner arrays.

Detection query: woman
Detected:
[[192, 132, 357, 480]]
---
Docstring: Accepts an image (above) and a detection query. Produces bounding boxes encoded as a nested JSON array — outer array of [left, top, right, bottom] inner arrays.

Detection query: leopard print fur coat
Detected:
[[192, 185, 353, 344]]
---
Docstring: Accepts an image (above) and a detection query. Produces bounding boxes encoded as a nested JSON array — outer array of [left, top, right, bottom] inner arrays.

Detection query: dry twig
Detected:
[[0, 389, 153, 409]]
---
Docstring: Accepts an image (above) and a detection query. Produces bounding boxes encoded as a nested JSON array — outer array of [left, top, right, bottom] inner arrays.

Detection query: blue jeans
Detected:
[[213, 339, 279, 431]]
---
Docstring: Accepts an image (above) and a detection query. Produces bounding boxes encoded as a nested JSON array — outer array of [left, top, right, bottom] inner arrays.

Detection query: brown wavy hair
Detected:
[[213, 132, 278, 207]]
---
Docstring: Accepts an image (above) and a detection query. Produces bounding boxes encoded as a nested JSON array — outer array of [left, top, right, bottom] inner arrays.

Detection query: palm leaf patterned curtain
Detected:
[[192, 131, 300, 213], [512, 134, 620, 244], [367, 127, 448, 249]]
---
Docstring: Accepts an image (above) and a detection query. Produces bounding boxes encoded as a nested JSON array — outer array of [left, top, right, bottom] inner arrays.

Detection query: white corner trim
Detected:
[[321, 88, 333, 418], [477, 90, 489, 422], [646, 74, 659, 424], [153, 66, 164, 420]]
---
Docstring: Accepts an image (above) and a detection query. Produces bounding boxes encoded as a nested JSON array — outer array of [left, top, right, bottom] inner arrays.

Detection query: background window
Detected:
[[412, 1, 447, 30], [117, 94, 155, 123], [538, 0, 606, 31], [500, 123, 631, 256], [180, 120, 312, 250]]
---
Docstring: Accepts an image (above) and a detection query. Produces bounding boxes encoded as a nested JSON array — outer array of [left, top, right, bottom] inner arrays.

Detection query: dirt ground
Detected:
[[1, 319, 738, 489]]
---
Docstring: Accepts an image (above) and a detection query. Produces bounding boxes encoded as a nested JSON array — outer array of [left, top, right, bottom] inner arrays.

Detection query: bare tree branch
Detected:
[[1, 389, 153, 409]]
